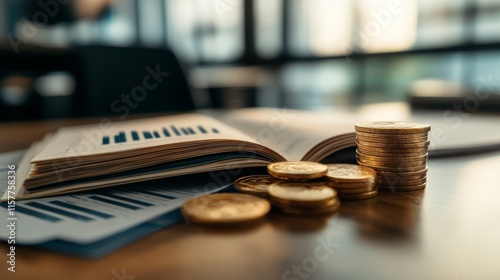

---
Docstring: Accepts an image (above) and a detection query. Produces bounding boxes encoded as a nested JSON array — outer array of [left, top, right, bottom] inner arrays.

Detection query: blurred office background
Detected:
[[1, 0, 500, 122]]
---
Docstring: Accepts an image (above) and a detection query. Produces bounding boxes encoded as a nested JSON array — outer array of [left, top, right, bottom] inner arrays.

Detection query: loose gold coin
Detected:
[[356, 135, 428, 144], [182, 193, 270, 224], [356, 140, 430, 148], [324, 163, 376, 183], [356, 156, 427, 167], [355, 131, 428, 139], [338, 189, 378, 200], [378, 183, 426, 192], [356, 150, 428, 161], [355, 122, 431, 134], [274, 198, 341, 215], [358, 162, 427, 172], [267, 182, 336, 207], [234, 175, 276, 197], [267, 161, 328, 180]]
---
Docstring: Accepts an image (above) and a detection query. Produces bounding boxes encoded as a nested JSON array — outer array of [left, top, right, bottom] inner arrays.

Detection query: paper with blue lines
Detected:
[[0, 150, 229, 246]]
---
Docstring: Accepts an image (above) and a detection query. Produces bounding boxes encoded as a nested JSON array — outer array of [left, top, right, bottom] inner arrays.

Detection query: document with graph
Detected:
[[0, 150, 231, 257], [2, 109, 356, 201]]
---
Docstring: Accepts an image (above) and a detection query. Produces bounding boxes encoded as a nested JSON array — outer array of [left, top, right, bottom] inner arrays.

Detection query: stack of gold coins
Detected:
[[266, 161, 340, 215], [325, 164, 378, 200], [355, 122, 431, 191], [267, 181, 340, 214]]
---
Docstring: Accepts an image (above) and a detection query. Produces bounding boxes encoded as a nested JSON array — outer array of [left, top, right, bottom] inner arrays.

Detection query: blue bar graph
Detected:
[[171, 125, 181, 136], [137, 190, 177, 200], [89, 196, 141, 210], [163, 127, 171, 137], [198, 126, 207, 134], [26, 202, 93, 222], [113, 132, 127, 144], [49, 201, 114, 219], [1, 204, 61, 222], [101, 194, 154, 207], [131, 131, 140, 141], [101, 124, 219, 144]]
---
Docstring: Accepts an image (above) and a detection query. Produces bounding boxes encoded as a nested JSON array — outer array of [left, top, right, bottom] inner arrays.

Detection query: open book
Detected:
[[5, 108, 356, 201]]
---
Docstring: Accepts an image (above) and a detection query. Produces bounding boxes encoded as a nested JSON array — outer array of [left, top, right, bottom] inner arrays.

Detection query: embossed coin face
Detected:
[[234, 175, 276, 197], [267, 161, 328, 180], [182, 193, 270, 224], [268, 182, 336, 206], [325, 164, 376, 183], [355, 122, 431, 134]]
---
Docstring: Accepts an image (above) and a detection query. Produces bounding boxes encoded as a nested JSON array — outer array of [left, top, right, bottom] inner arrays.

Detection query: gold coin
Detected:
[[356, 135, 428, 144], [355, 122, 431, 134], [356, 150, 428, 161], [326, 180, 374, 189], [376, 168, 428, 181], [324, 163, 376, 183], [267, 161, 328, 180], [272, 198, 341, 215], [358, 162, 427, 172], [356, 148, 428, 157], [182, 193, 270, 224], [356, 140, 430, 148], [338, 189, 378, 200], [375, 177, 427, 186], [270, 197, 338, 209], [268, 182, 336, 207], [378, 183, 426, 192], [334, 185, 375, 194], [234, 175, 276, 197], [356, 145, 428, 155], [355, 131, 428, 139], [356, 156, 427, 167]]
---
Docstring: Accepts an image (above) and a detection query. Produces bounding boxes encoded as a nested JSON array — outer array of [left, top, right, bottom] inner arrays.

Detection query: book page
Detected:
[[31, 113, 261, 163], [218, 108, 356, 161], [21, 113, 285, 194]]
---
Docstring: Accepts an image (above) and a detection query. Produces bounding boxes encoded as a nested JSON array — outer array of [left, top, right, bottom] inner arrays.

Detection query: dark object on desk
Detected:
[[409, 79, 500, 113], [73, 46, 195, 118]]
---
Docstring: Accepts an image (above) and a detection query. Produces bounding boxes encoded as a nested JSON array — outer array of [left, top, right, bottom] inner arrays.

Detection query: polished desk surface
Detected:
[[1, 117, 500, 280]]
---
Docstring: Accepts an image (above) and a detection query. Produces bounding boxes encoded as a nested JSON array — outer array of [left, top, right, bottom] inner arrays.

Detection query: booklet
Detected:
[[3, 108, 356, 201]]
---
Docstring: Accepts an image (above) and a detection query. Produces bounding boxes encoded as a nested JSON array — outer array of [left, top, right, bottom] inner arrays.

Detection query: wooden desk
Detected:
[[1, 118, 500, 280]]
